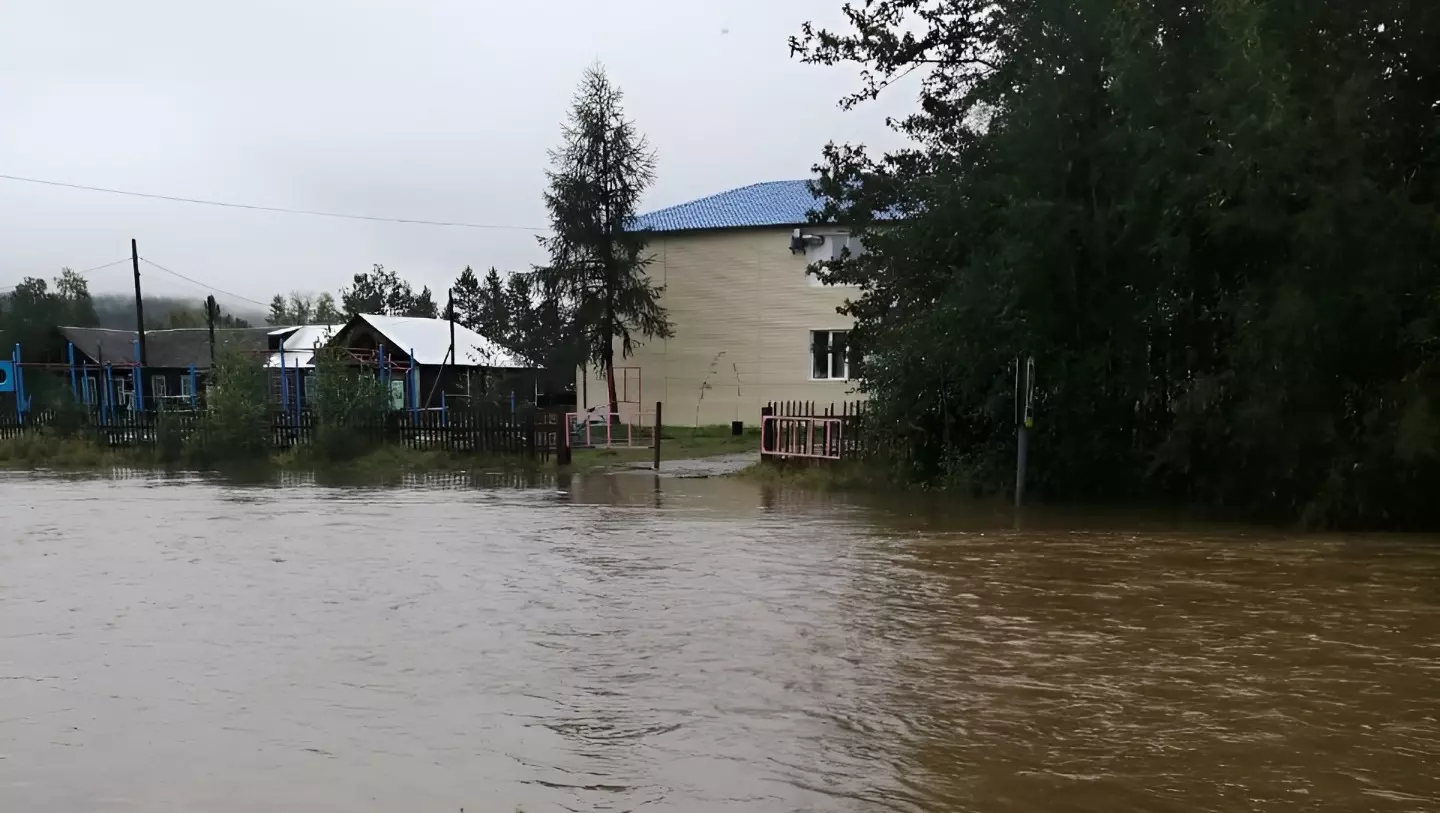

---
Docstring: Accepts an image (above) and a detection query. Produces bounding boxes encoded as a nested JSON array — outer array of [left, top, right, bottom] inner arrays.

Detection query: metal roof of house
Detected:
[[631, 180, 821, 232], [58, 326, 273, 369], [350, 314, 525, 369], [265, 324, 342, 369]]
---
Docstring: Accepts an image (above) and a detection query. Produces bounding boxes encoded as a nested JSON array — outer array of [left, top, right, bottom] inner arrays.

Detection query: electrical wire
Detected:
[[0, 257, 132, 295], [0, 173, 550, 232], [138, 256, 273, 310]]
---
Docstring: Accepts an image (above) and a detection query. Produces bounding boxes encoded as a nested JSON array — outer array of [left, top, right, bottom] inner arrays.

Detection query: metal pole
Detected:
[[67, 342, 78, 403], [279, 343, 288, 412], [11, 345, 21, 423], [408, 348, 417, 414]]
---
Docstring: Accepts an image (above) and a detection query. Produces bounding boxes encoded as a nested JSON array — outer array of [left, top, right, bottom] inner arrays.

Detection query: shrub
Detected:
[[189, 349, 269, 463], [311, 347, 388, 462]]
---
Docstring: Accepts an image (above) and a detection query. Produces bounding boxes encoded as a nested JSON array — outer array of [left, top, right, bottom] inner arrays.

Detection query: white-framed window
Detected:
[[806, 232, 865, 287], [152, 376, 167, 398], [811, 330, 851, 381], [180, 375, 194, 399]]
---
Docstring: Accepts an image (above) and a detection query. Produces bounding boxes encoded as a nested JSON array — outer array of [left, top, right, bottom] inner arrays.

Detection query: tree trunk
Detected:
[[605, 349, 619, 420]]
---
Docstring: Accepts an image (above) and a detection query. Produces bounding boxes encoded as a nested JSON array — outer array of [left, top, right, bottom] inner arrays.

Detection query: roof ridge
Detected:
[[639, 179, 810, 217], [631, 179, 823, 233]]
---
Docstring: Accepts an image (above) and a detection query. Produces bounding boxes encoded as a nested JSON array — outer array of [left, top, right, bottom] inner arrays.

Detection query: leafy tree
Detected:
[[267, 292, 331, 325], [792, 0, 1440, 527], [266, 294, 287, 326], [189, 348, 269, 462], [537, 64, 671, 413], [314, 292, 342, 324], [53, 269, 99, 327], [167, 304, 251, 329], [411, 286, 438, 319], [288, 293, 315, 325], [310, 346, 388, 461], [0, 270, 100, 360], [341, 264, 432, 317]]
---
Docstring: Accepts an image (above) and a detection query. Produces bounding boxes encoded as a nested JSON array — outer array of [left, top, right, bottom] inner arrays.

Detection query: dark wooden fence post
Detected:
[[652, 401, 662, 471], [557, 408, 572, 466], [760, 404, 775, 457], [525, 409, 537, 460]]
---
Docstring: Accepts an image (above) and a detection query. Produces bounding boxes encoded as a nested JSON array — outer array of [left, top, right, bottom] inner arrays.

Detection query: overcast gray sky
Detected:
[[1, 0, 909, 312]]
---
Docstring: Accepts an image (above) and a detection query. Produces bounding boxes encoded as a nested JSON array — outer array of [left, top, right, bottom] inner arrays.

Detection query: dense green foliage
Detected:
[[795, 0, 1440, 526], [538, 64, 672, 411], [188, 349, 270, 462], [451, 265, 583, 374], [0, 269, 99, 349], [339, 264, 438, 319], [310, 347, 389, 461], [265, 292, 341, 326]]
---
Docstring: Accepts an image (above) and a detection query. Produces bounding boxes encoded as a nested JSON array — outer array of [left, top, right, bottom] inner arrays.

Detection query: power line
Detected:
[[0, 173, 550, 232], [0, 257, 132, 295], [138, 256, 273, 310]]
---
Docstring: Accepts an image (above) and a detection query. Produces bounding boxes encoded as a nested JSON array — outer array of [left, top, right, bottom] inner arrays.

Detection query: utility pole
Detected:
[[131, 239, 148, 409], [131, 239, 147, 361], [206, 295, 218, 367], [446, 288, 456, 378]]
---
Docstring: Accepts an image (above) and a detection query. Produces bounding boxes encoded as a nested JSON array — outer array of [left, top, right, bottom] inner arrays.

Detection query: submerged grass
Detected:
[[0, 433, 542, 478], [565, 424, 761, 472], [0, 434, 136, 469], [733, 458, 889, 491]]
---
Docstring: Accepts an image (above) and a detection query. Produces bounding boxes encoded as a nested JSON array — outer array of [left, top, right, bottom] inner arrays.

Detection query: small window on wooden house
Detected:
[[811, 330, 851, 381]]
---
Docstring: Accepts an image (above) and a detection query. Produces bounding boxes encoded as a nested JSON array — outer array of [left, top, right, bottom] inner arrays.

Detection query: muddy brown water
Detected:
[[2, 471, 1438, 812]]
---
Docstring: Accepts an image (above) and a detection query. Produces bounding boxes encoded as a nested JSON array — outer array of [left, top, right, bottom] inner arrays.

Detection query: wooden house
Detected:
[[325, 314, 539, 411], [56, 325, 274, 410]]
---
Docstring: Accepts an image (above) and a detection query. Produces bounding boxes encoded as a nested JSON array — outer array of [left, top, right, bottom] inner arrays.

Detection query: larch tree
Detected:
[[538, 64, 671, 416]]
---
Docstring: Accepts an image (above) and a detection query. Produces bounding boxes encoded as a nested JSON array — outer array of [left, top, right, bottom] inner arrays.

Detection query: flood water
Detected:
[[2, 471, 1438, 812]]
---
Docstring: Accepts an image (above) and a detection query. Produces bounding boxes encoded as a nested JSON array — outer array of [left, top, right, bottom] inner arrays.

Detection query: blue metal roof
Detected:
[[631, 180, 821, 232]]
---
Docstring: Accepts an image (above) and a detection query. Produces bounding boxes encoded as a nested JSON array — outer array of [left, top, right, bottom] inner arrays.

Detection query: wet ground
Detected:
[[623, 451, 758, 477], [2, 470, 1438, 812]]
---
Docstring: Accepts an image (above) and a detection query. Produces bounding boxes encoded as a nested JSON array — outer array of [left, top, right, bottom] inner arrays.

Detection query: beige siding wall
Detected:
[[577, 228, 862, 426]]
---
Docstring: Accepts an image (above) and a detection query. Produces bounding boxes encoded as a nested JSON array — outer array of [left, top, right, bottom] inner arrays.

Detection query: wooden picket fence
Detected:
[[0, 407, 561, 461], [760, 400, 867, 461]]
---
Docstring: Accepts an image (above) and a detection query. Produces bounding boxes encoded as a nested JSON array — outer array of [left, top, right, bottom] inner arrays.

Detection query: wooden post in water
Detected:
[[1015, 356, 1035, 508], [652, 400, 662, 471], [557, 408, 572, 466]]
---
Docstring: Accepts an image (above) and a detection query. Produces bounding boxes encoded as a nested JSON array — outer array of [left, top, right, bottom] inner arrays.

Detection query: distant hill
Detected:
[[91, 294, 266, 331]]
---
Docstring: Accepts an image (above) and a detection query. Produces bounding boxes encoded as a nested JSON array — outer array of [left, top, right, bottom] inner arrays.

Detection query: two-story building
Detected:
[[577, 179, 864, 427]]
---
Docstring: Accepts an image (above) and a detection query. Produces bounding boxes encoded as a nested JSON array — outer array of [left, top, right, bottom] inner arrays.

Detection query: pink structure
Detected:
[[564, 411, 645, 449], [760, 415, 844, 460]]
